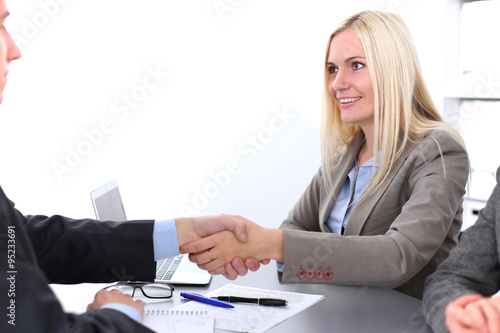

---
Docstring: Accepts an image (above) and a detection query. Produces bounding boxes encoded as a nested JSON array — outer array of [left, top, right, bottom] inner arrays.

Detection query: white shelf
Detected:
[[444, 95, 500, 100], [444, 71, 500, 100], [443, 0, 500, 202]]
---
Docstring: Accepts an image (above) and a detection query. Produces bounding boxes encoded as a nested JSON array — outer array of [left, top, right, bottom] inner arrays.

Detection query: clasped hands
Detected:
[[446, 294, 500, 333], [86, 214, 282, 317], [179, 214, 284, 280]]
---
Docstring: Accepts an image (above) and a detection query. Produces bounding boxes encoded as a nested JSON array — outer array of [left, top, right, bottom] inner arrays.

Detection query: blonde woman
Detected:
[[182, 10, 469, 299]]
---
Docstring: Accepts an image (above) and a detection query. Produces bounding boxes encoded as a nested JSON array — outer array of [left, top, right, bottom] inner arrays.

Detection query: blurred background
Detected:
[[0, 0, 498, 230]]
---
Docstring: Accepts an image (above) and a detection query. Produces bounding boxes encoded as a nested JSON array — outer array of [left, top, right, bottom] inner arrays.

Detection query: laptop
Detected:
[[90, 180, 211, 285]]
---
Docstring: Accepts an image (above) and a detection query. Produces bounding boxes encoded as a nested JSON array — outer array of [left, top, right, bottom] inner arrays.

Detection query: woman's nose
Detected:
[[332, 69, 349, 92]]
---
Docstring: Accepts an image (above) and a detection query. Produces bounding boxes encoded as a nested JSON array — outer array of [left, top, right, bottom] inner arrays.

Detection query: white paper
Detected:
[[143, 309, 215, 333], [171, 283, 324, 333]]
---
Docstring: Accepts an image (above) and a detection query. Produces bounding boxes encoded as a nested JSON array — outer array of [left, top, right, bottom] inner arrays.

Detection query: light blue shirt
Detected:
[[325, 156, 377, 234], [277, 156, 378, 272], [152, 218, 180, 260], [104, 218, 178, 323]]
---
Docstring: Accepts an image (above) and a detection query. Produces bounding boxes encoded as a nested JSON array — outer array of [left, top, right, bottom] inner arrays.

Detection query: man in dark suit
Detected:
[[0, 1, 248, 332], [1, 188, 246, 332]]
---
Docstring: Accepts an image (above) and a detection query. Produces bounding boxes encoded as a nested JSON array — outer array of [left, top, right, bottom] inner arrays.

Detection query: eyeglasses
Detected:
[[103, 281, 174, 299]]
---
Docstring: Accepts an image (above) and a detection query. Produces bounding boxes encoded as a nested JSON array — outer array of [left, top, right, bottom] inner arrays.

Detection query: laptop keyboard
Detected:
[[156, 255, 182, 281]]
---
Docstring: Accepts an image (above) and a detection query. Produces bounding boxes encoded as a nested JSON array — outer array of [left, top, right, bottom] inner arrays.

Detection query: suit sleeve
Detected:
[[422, 167, 500, 333], [1, 255, 155, 333], [24, 213, 156, 283], [278, 132, 469, 293], [0, 188, 156, 332]]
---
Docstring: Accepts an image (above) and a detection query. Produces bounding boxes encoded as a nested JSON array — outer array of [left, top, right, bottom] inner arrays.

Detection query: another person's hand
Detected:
[[180, 215, 282, 275], [175, 214, 248, 248], [224, 257, 271, 279], [445, 294, 498, 333], [87, 289, 145, 320]]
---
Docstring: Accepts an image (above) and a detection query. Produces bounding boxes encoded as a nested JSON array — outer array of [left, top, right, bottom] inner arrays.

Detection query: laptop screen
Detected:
[[89, 180, 212, 284], [90, 180, 127, 221]]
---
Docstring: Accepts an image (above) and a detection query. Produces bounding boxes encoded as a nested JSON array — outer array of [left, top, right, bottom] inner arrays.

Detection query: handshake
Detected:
[[88, 215, 283, 319], [176, 215, 284, 280]]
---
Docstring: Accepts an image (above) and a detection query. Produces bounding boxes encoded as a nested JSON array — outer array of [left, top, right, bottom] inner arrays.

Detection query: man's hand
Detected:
[[175, 214, 248, 248], [445, 294, 494, 333], [87, 289, 145, 320], [180, 215, 281, 275]]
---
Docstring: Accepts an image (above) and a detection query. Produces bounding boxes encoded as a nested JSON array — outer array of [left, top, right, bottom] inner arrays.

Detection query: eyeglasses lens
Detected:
[[141, 283, 173, 298], [106, 283, 173, 298], [109, 285, 136, 296]]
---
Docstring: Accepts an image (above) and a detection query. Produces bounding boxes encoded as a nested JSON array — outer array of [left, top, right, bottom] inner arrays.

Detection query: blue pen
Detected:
[[180, 292, 234, 308]]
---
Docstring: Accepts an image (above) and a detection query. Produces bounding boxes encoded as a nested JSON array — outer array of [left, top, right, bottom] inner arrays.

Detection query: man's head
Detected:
[[0, 0, 21, 104]]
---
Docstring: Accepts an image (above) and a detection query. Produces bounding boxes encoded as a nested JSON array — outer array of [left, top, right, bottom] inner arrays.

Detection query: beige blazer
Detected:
[[278, 130, 469, 299]]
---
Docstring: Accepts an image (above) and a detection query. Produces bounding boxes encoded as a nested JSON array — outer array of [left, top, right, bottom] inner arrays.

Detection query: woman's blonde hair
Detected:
[[321, 10, 464, 199]]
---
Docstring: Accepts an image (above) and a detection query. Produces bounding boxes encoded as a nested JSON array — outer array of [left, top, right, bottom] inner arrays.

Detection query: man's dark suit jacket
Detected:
[[0, 186, 157, 332]]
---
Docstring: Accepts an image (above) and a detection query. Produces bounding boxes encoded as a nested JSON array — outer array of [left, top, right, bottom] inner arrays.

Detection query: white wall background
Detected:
[[0, 0, 449, 228]]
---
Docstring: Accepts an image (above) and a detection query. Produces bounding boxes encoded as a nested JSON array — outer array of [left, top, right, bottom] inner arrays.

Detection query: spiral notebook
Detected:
[[143, 309, 215, 333]]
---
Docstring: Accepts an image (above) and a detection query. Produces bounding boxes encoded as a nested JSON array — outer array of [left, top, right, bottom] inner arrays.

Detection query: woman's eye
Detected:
[[328, 66, 338, 74], [353, 62, 364, 70]]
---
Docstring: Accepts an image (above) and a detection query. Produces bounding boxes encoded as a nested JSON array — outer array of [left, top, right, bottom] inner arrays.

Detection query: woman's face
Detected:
[[327, 29, 374, 131]]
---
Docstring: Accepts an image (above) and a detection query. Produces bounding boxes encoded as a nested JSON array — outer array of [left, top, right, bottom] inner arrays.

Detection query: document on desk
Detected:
[[143, 309, 215, 333], [172, 283, 324, 333]]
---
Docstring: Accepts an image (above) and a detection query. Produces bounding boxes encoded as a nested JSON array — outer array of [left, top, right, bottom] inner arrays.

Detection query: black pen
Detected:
[[211, 296, 288, 306]]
